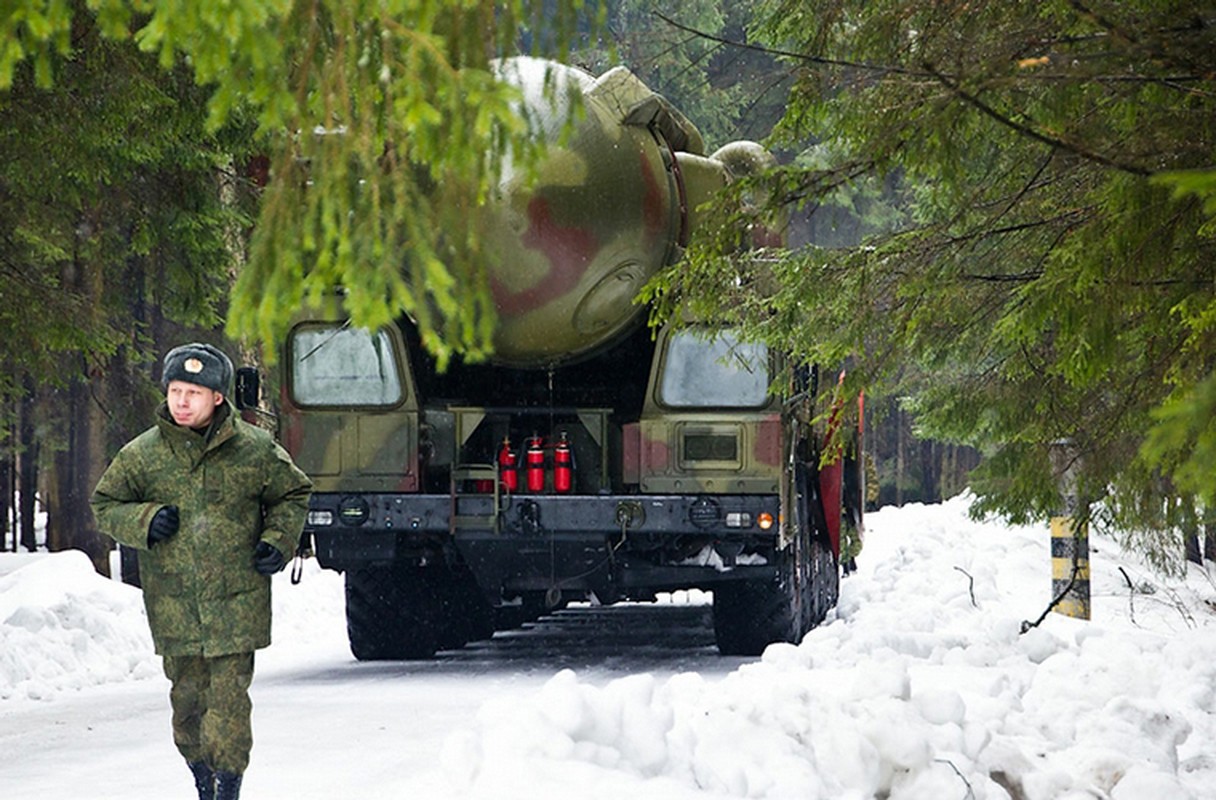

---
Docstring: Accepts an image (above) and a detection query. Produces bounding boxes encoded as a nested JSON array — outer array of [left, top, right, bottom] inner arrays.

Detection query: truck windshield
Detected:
[[290, 324, 403, 407], [659, 329, 769, 408]]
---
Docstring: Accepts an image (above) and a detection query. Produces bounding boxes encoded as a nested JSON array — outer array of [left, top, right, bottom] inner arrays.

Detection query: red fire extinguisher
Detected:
[[554, 431, 573, 493], [525, 435, 546, 493], [497, 437, 518, 493]]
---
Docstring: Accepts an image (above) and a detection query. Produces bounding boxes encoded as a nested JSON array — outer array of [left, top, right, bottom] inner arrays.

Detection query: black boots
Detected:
[[187, 761, 215, 800], [187, 761, 241, 800], [215, 770, 243, 800]]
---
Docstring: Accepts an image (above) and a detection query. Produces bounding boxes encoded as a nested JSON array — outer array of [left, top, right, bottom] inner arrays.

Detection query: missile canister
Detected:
[[484, 57, 775, 367]]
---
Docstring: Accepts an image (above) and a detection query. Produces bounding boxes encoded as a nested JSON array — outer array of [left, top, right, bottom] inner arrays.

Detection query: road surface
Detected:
[[1, 600, 744, 799]]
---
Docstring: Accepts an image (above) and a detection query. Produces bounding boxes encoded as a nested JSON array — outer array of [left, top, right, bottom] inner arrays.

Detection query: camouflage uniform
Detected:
[[92, 400, 311, 774]]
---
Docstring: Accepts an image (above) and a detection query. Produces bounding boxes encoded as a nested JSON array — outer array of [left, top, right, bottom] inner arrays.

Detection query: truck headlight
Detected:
[[306, 510, 334, 526]]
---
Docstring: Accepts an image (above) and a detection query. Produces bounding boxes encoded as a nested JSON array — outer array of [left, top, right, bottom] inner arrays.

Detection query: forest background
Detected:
[[1, 1, 1212, 574]]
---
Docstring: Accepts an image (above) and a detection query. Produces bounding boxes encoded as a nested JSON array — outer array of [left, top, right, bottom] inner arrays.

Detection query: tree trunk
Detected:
[[0, 422, 10, 552], [102, 311, 159, 587], [919, 439, 939, 503], [19, 377, 38, 551], [942, 444, 949, 500], [46, 243, 114, 575], [47, 372, 112, 575], [1185, 527, 1202, 565], [1205, 521, 1215, 563], [894, 405, 905, 507], [44, 430, 63, 552]]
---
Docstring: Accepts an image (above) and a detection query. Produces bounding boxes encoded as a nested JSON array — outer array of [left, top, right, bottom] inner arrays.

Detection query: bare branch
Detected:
[[1020, 558, 1083, 633], [954, 566, 978, 607], [959, 271, 1044, 284], [935, 759, 977, 800]]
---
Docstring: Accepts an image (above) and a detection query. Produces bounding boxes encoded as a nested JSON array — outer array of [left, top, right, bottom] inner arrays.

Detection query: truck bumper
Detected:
[[307, 491, 781, 598]]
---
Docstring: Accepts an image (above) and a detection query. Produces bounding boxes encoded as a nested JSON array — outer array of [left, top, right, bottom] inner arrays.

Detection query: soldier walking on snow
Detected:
[[92, 343, 312, 800]]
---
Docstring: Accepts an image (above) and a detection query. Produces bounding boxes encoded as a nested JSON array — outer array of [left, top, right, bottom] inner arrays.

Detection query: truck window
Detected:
[[290, 325, 404, 407], [659, 329, 769, 408]]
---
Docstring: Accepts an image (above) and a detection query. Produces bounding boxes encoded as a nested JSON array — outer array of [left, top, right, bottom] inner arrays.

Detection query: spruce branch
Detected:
[[653, 10, 1210, 88], [922, 63, 1151, 177]]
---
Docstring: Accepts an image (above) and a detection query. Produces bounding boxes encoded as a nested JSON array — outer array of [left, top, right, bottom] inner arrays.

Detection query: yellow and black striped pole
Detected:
[[1050, 515, 1090, 619]]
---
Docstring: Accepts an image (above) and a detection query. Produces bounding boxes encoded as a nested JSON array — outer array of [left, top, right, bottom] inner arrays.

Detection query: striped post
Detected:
[[1050, 515, 1090, 619]]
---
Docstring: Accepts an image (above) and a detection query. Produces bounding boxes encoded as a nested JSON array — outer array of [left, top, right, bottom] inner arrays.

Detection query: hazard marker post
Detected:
[[1050, 515, 1091, 619], [1049, 441, 1090, 620]]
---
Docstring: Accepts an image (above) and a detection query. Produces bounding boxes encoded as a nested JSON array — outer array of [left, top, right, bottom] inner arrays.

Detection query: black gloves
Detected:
[[146, 507, 286, 577], [147, 505, 180, 547], [147, 505, 285, 575], [254, 541, 287, 575]]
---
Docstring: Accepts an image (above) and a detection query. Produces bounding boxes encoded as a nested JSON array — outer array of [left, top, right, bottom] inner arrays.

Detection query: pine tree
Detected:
[[2, 0, 595, 572], [648, 1, 1216, 566], [1, 10, 252, 570], [4, 1, 597, 369]]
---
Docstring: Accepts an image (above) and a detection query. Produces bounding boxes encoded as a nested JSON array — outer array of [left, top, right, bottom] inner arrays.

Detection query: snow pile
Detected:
[[0, 550, 344, 701], [0, 550, 157, 700], [437, 497, 1216, 800], [265, 558, 350, 664]]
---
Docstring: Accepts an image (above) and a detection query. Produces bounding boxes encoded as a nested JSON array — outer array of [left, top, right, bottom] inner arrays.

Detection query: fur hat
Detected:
[[161, 343, 233, 395]]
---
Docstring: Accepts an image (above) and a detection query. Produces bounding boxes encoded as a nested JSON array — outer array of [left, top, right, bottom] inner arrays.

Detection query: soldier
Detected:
[[92, 343, 312, 800]]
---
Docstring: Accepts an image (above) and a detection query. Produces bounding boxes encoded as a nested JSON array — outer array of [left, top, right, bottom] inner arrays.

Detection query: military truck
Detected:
[[255, 58, 863, 658]]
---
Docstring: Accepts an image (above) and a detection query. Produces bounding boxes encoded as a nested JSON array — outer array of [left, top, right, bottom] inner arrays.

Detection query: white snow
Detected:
[[2, 494, 1214, 799], [0, 552, 160, 700]]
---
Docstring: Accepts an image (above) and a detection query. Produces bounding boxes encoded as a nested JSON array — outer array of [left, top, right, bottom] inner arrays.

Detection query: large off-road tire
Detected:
[[434, 566, 496, 649], [713, 462, 839, 656], [345, 565, 441, 660], [712, 565, 798, 656], [345, 563, 496, 659], [807, 534, 840, 628]]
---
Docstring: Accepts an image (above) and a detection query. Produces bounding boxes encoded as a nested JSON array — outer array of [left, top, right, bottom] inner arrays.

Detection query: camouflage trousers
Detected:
[[163, 652, 256, 774]]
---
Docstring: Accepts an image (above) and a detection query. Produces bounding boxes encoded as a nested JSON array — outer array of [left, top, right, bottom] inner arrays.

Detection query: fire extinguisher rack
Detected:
[[448, 406, 613, 501]]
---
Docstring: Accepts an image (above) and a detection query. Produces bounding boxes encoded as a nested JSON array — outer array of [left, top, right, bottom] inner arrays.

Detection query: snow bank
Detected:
[[0, 550, 344, 701], [0, 550, 157, 700], [437, 496, 1216, 800]]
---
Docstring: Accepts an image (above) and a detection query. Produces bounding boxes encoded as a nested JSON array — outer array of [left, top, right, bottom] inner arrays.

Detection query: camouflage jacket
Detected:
[[92, 402, 312, 656]]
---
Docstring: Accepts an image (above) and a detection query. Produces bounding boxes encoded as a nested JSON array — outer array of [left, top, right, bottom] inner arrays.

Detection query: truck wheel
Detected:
[[798, 456, 840, 633], [712, 536, 838, 657], [344, 565, 440, 660], [712, 536, 814, 656], [807, 534, 839, 631], [434, 566, 496, 649], [712, 462, 838, 656]]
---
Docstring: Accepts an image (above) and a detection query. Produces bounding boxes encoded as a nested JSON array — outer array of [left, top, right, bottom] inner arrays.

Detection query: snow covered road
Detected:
[[1, 580, 740, 799], [3, 497, 1215, 799]]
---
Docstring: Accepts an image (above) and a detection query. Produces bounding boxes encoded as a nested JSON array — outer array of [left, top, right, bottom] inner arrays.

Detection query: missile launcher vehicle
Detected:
[[247, 58, 863, 657]]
